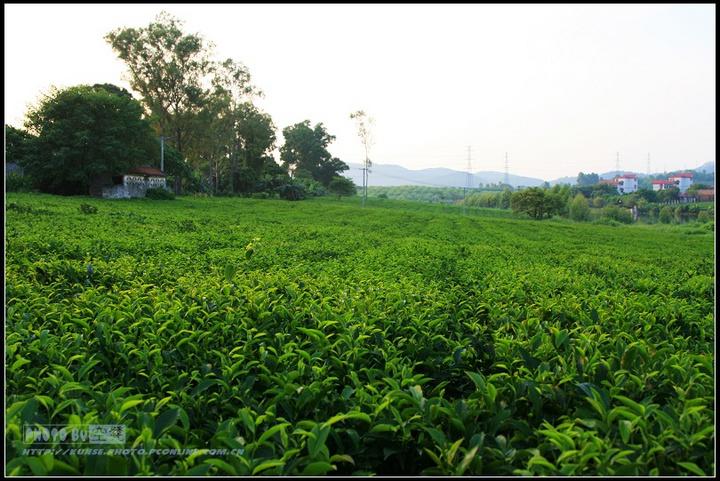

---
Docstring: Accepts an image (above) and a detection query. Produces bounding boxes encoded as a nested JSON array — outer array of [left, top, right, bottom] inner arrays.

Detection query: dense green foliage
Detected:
[[5, 124, 37, 168], [576, 172, 600, 186], [568, 194, 591, 222], [510, 187, 566, 220], [21, 85, 156, 195], [368, 186, 472, 203], [328, 177, 357, 198], [5, 193, 714, 476], [145, 188, 176, 200], [280, 121, 348, 187]]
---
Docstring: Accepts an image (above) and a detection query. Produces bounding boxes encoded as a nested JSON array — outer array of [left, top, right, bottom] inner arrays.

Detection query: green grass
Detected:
[[5, 193, 715, 476]]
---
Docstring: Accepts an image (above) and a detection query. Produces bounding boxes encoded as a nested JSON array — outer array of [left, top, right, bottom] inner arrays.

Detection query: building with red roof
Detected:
[[601, 173, 638, 194], [652, 172, 694, 193], [95, 165, 168, 199]]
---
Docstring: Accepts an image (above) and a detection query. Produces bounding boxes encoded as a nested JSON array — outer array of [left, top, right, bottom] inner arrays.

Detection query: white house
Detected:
[[651, 172, 694, 193], [667, 173, 694, 193], [615, 174, 638, 194], [100, 167, 168, 199], [651, 180, 675, 191]]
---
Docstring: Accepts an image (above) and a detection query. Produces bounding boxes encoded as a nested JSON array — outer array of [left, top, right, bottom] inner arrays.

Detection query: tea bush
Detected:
[[145, 187, 175, 200], [5, 193, 715, 476]]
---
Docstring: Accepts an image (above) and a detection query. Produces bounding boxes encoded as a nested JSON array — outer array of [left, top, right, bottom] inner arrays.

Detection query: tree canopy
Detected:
[[328, 176, 357, 198], [22, 85, 156, 195], [280, 121, 348, 186]]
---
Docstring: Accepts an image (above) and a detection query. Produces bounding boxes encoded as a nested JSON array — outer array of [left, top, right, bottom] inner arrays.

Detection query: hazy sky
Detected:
[[4, 4, 716, 180]]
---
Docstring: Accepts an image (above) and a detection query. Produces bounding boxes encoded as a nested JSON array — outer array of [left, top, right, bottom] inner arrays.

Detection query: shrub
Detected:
[[294, 177, 327, 197], [697, 211, 711, 223], [568, 193, 590, 221], [6, 173, 34, 192], [79, 203, 98, 214], [145, 187, 175, 200], [659, 206, 674, 224], [277, 183, 306, 201], [328, 176, 357, 198], [602, 205, 632, 224]]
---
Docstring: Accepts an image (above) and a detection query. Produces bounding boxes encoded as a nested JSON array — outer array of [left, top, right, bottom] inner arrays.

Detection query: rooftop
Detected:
[[127, 166, 166, 177]]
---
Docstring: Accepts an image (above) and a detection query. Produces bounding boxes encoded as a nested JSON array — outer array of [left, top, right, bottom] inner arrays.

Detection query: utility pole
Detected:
[[160, 135, 175, 173], [647, 152, 651, 176], [615, 152, 620, 174], [160, 136, 165, 172], [504, 152, 509, 186]]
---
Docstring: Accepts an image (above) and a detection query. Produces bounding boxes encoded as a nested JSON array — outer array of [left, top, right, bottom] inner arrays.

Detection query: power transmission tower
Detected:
[[504, 152, 509, 186]]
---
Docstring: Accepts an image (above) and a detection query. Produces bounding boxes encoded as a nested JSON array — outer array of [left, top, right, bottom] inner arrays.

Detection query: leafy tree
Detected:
[[23, 85, 156, 195], [634, 188, 658, 203], [258, 158, 290, 193], [659, 206, 674, 224], [568, 193, 590, 221], [657, 187, 680, 203], [500, 188, 513, 209], [510, 188, 547, 219], [603, 205, 633, 224], [328, 176, 357, 198], [510, 187, 566, 219], [106, 12, 222, 192], [91, 83, 134, 99], [280, 121, 348, 186], [277, 182, 305, 201], [577, 172, 600, 186], [5, 125, 37, 169], [235, 103, 276, 178], [294, 176, 327, 197]]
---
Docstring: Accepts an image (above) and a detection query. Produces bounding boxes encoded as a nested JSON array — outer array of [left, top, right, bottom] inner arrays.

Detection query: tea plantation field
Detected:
[[5, 193, 715, 476]]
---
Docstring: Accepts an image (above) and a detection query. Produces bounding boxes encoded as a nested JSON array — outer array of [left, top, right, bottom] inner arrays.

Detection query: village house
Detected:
[[600, 173, 638, 194], [668, 173, 694, 193], [651, 172, 694, 193], [651, 180, 675, 191], [92, 166, 168, 199], [686, 188, 715, 202]]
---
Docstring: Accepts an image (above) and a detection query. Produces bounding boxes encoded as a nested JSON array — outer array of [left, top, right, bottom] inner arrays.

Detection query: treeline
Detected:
[[5, 12, 356, 200], [367, 186, 502, 203], [463, 184, 714, 225]]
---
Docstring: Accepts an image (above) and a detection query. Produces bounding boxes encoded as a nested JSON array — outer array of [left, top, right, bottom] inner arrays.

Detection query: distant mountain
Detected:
[[695, 161, 715, 174], [342, 162, 715, 188], [344, 163, 545, 188], [549, 176, 576, 186]]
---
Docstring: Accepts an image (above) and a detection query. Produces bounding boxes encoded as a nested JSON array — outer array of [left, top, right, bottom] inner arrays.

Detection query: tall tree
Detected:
[[280, 121, 348, 186], [350, 110, 374, 207], [105, 12, 216, 191], [209, 59, 263, 193], [23, 85, 156, 195], [577, 172, 600, 186]]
